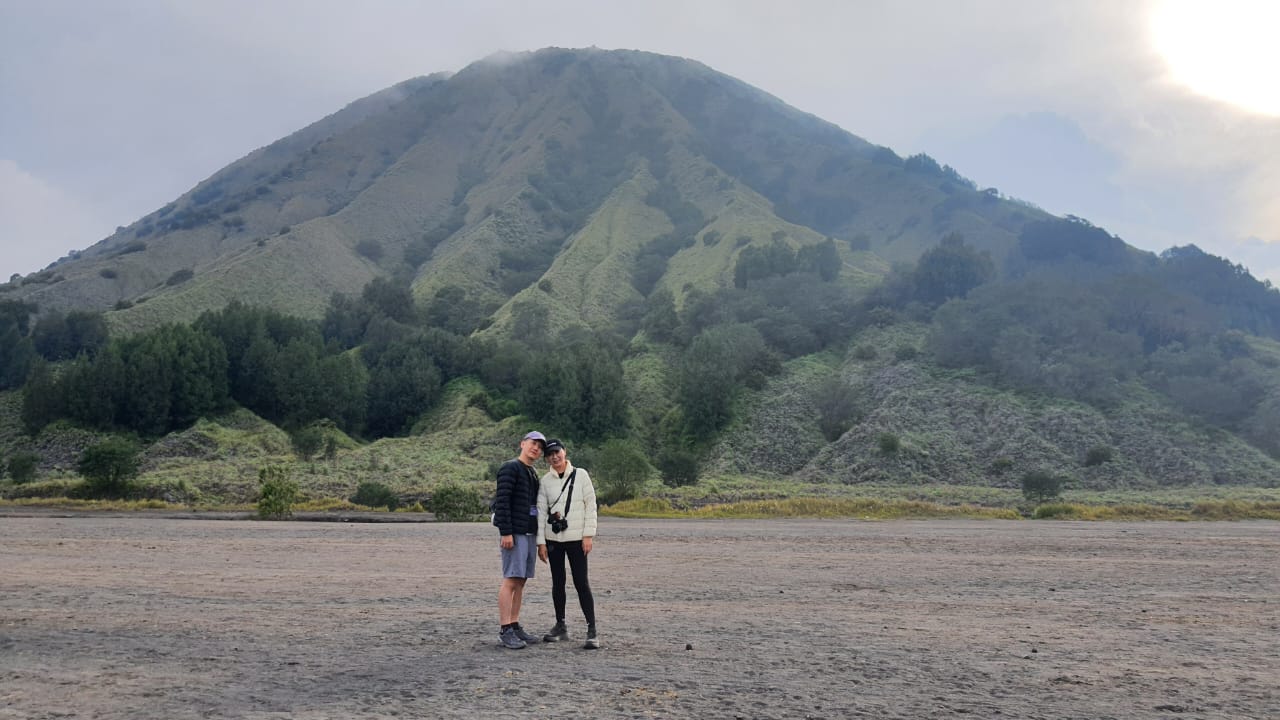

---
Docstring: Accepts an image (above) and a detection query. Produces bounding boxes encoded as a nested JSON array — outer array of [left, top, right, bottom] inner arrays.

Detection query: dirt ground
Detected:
[[1, 514, 1277, 720]]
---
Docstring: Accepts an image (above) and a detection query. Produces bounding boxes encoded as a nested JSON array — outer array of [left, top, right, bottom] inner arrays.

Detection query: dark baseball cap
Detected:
[[543, 438, 565, 453]]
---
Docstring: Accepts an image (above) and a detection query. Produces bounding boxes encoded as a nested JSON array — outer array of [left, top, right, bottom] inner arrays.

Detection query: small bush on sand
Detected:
[[352, 481, 399, 511], [257, 465, 299, 519], [77, 438, 140, 498], [1021, 471, 1064, 504], [430, 482, 487, 521], [594, 440, 653, 505]]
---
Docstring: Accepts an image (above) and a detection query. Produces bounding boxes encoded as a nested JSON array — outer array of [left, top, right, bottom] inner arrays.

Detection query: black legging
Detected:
[[547, 540, 595, 625]]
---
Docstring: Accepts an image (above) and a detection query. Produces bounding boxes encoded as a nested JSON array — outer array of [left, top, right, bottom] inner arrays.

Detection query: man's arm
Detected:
[[493, 461, 518, 539]]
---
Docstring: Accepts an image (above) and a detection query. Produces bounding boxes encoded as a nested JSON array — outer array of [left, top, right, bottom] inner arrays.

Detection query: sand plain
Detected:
[[1, 514, 1277, 719]]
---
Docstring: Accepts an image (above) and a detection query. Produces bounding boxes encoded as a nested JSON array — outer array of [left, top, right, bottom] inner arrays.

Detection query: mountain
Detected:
[[6, 48, 1045, 333], [3, 47, 1278, 496]]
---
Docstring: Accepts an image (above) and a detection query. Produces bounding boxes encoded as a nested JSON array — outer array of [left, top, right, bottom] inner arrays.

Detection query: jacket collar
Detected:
[[553, 461, 575, 480]]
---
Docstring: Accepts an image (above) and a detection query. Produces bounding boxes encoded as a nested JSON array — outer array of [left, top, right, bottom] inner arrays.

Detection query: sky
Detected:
[[2, 0, 1278, 284]]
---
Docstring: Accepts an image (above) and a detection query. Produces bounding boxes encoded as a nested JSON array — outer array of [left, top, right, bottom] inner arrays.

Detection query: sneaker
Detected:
[[512, 623, 540, 645], [543, 621, 569, 643], [583, 625, 599, 650], [499, 626, 526, 650]]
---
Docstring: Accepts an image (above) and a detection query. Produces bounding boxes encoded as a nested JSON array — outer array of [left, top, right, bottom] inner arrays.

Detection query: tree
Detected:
[[424, 285, 487, 336], [910, 233, 994, 307], [365, 341, 442, 437], [797, 238, 841, 281], [321, 292, 372, 349], [77, 438, 140, 497], [20, 360, 61, 434], [361, 277, 417, 324], [7, 452, 39, 483], [0, 322, 36, 390], [593, 439, 653, 504], [0, 299, 37, 335], [1016, 218, 1131, 269], [291, 425, 326, 461], [678, 324, 775, 439], [1242, 392, 1280, 458], [316, 352, 368, 434], [1021, 471, 1063, 504], [656, 449, 699, 487], [641, 288, 679, 342]]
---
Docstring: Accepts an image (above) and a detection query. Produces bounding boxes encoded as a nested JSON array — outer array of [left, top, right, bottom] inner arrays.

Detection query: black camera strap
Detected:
[[549, 469, 578, 520]]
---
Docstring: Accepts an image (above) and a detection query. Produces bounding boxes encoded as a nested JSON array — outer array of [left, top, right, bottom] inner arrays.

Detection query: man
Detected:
[[493, 430, 545, 649], [536, 438, 600, 649]]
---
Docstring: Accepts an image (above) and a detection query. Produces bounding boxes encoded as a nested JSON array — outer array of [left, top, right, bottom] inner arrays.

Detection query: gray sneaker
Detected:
[[512, 624, 540, 645], [583, 625, 599, 650], [499, 626, 526, 649], [543, 621, 569, 643]]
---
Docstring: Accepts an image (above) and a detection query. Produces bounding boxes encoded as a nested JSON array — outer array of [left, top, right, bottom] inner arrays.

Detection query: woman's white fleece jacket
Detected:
[[536, 461, 598, 544]]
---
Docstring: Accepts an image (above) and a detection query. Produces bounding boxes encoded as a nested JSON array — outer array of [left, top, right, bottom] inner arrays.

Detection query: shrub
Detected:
[[893, 344, 919, 362], [257, 465, 299, 519], [7, 452, 39, 483], [165, 269, 194, 286], [815, 376, 861, 442], [593, 439, 653, 505], [113, 299, 134, 310], [468, 391, 518, 420], [656, 449, 699, 487], [1021, 471, 1064, 504], [1084, 446, 1114, 466], [1032, 503, 1078, 519], [352, 481, 400, 511], [877, 432, 900, 454], [77, 438, 140, 497], [99, 269, 118, 279], [430, 482, 487, 521], [290, 426, 326, 460]]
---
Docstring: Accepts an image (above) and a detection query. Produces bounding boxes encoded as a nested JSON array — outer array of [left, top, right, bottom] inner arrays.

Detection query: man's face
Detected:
[[547, 449, 567, 473], [520, 439, 544, 462]]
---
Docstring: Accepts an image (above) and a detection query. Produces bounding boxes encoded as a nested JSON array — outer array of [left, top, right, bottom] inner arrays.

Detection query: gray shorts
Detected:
[[500, 534, 537, 579]]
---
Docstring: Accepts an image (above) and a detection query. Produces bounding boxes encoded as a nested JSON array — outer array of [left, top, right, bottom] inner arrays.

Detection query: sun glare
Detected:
[[1150, 0, 1280, 116]]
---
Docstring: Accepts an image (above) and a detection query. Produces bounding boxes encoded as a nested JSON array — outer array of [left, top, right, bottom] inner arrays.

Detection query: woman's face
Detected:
[[547, 449, 568, 473]]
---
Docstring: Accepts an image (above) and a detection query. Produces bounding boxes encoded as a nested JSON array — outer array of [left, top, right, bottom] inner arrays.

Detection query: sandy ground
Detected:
[[1, 515, 1277, 720]]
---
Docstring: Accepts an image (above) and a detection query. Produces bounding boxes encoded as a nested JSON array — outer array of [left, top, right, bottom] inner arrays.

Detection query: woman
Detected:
[[535, 438, 599, 649]]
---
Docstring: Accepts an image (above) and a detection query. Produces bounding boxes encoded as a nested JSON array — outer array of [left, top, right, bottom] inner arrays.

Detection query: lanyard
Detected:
[[548, 469, 578, 518]]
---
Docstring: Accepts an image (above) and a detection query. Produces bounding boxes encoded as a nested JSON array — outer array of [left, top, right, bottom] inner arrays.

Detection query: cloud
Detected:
[[0, 159, 111, 279]]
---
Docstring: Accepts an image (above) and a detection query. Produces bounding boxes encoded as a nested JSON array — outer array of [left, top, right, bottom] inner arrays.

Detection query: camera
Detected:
[[548, 512, 568, 534]]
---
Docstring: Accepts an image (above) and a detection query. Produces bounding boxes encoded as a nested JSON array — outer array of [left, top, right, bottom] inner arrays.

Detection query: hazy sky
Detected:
[[2, 0, 1278, 283]]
